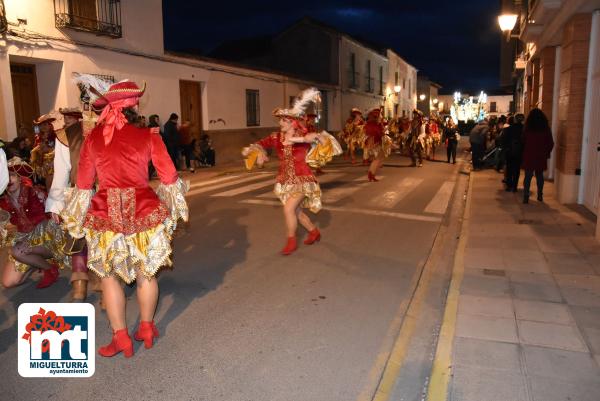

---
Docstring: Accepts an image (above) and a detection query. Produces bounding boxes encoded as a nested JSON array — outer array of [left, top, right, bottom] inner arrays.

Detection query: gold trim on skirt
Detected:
[[274, 181, 322, 213], [12, 220, 71, 273]]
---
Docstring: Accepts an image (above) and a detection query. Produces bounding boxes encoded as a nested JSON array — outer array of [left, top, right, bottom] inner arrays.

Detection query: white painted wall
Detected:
[[385, 50, 417, 118], [487, 95, 513, 116], [4, 0, 165, 56]]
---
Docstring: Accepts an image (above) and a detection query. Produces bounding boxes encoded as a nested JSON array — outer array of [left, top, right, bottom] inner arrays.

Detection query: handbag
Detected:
[[62, 234, 86, 255]]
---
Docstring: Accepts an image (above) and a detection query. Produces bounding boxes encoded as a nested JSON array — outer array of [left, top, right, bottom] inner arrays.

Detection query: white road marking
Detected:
[[424, 180, 456, 214], [368, 177, 423, 209], [240, 199, 442, 223], [256, 173, 345, 199], [187, 174, 274, 196], [212, 179, 275, 197], [323, 182, 368, 203], [188, 171, 271, 189]]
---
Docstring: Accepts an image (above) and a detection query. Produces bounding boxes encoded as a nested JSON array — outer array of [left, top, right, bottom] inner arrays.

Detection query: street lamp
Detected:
[[393, 85, 401, 94], [498, 14, 518, 32], [419, 94, 426, 101], [432, 98, 438, 105]]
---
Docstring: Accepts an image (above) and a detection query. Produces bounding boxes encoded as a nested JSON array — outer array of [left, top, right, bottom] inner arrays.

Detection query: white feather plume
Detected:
[[72, 73, 112, 102], [290, 87, 321, 116]]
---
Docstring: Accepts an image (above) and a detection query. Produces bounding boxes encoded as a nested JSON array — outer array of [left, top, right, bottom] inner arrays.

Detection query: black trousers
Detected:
[[505, 156, 521, 190], [471, 143, 484, 168], [447, 141, 457, 163], [181, 144, 194, 169], [523, 169, 544, 198]]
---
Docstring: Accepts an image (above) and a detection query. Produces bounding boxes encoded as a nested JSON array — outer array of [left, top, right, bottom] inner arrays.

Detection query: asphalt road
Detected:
[[0, 148, 466, 401]]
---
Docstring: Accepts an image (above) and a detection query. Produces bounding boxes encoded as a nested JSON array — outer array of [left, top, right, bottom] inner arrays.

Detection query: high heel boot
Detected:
[[98, 328, 133, 358], [281, 237, 297, 255], [134, 321, 160, 349], [304, 228, 321, 245]]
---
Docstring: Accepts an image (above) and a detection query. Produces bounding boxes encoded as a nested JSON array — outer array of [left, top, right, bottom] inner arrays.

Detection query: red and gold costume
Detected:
[[0, 163, 69, 273], [341, 109, 365, 149], [61, 82, 188, 284], [363, 110, 392, 160], [253, 132, 321, 213], [30, 114, 56, 184]]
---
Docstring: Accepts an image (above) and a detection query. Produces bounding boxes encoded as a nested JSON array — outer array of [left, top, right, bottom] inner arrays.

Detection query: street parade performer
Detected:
[[363, 108, 392, 182], [61, 77, 189, 358], [341, 108, 365, 164], [242, 88, 338, 256], [0, 158, 70, 289], [45, 107, 92, 301], [30, 114, 56, 189], [408, 110, 426, 167]]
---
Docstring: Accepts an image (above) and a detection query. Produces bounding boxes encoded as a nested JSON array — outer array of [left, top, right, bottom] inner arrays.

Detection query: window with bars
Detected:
[[490, 102, 497, 112], [246, 89, 260, 127], [378, 66, 384, 95], [54, 0, 122, 38]]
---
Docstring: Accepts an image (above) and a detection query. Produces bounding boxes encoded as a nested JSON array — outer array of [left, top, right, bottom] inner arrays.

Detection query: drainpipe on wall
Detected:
[[578, 10, 600, 204], [548, 46, 561, 181]]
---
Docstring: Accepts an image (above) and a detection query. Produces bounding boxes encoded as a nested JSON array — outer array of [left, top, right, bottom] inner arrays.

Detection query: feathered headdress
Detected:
[[273, 87, 321, 119], [72, 73, 113, 105]]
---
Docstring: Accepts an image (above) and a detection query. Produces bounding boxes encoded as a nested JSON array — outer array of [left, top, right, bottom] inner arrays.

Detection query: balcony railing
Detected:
[[54, 0, 122, 38], [348, 70, 360, 89]]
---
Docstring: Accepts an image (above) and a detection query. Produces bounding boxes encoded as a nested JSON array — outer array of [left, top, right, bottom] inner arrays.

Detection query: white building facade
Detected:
[[0, 0, 328, 162], [384, 49, 417, 119]]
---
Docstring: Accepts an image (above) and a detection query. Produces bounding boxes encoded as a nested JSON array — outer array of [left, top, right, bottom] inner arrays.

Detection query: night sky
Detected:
[[163, 0, 501, 94]]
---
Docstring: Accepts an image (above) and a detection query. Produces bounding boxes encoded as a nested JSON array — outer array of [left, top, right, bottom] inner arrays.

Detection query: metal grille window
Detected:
[[490, 101, 497, 112], [54, 0, 122, 38], [246, 89, 260, 127], [0, 0, 7, 34], [365, 60, 373, 93], [348, 53, 358, 89], [378, 66, 384, 95]]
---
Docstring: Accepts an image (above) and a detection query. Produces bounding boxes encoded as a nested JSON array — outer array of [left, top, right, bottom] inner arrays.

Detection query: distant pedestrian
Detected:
[[469, 119, 488, 170], [163, 113, 180, 170], [443, 118, 459, 164], [502, 114, 524, 192], [522, 108, 554, 203], [178, 121, 195, 173]]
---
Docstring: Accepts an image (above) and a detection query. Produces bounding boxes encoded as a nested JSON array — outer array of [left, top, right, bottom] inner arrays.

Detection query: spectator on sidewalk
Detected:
[[147, 115, 162, 179], [469, 118, 488, 170], [522, 108, 554, 204], [502, 113, 525, 192], [163, 113, 180, 170], [179, 121, 195, 173], [443, 118, 459, 164], [197, 134, 215, 167]]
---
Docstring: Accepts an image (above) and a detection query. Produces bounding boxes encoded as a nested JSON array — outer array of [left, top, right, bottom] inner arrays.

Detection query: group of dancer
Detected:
[[0, 76, 189, 359]]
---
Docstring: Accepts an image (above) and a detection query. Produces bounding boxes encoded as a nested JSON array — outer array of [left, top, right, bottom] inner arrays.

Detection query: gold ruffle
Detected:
[[85, 224, 172, 284], [12, 220, 71, 273], [306, 131, 343, 168], [364, 135, 393, 159], [61, 188, 94, 239], [274, 181, 322, 213], [242, 144, 268, 171], [154, 178, 189, 234]]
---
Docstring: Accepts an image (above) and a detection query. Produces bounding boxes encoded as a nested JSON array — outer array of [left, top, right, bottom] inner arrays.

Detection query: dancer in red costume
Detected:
[[243, 88, 325, 255], [0, 159, 70, 289], [62, 78, 188, 358], [363, 109, 392, 182], [341, 108, 364, 164]]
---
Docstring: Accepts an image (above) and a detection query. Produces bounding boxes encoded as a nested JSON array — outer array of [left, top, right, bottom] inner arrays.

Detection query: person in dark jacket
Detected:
[[443, 118, 459, 164], [522, 108, 554, 203], [469, 119, 488, 170], [501, 114, 525, 192], [163, 113, 180, 170]]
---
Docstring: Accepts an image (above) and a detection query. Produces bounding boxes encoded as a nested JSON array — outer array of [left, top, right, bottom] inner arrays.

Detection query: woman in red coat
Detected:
[[522, 108, 554, 203], [62, 78, 188, 358], [243, 88, 324, 255]]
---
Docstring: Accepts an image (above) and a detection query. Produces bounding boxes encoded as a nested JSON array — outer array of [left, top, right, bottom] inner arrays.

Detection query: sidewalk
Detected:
[[440, 169, 600, 401]]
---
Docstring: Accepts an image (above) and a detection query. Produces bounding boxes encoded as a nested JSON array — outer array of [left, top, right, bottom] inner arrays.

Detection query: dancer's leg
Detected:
[[283, 194, 305, 237], [1, 260, 29, 288], [102, 276, 127, 330], [136, 274, 159, 323], [296, 208, 316, 232], [11, 244, 53, 270]]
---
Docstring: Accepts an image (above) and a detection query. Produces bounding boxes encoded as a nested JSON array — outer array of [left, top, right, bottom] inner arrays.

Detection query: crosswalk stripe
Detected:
[[240, 199, 442, 223], [323, 182, 368, 203], [187, 174, 274, 197], [256, 173, 346, 199], [368, 177, 423, 209], [188, 171, 271, 189], [212, 178, 275, 197], [424, 181, 456, 214]]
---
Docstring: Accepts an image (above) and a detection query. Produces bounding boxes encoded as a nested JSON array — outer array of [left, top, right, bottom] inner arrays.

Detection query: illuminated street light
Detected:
[[498, 14, 517, 32], [432, 98, 439, 104], [419, 94, 426, 101], [394, 85, 401, 93]]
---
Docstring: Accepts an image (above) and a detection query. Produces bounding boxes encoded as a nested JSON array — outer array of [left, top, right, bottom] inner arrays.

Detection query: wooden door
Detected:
[[179, 80, 202, 138], [10, 63, 40, 138], [69, 0, 98, 29]]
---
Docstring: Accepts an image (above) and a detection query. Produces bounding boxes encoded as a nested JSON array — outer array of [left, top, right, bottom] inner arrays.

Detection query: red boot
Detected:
[[304, 228, 321, 245], [281, 237, 297, 255], [36, 265, 59, 289], [368, 172, 379, 182], [134, 321, 160, 349], [98, 328, 133, 358]]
